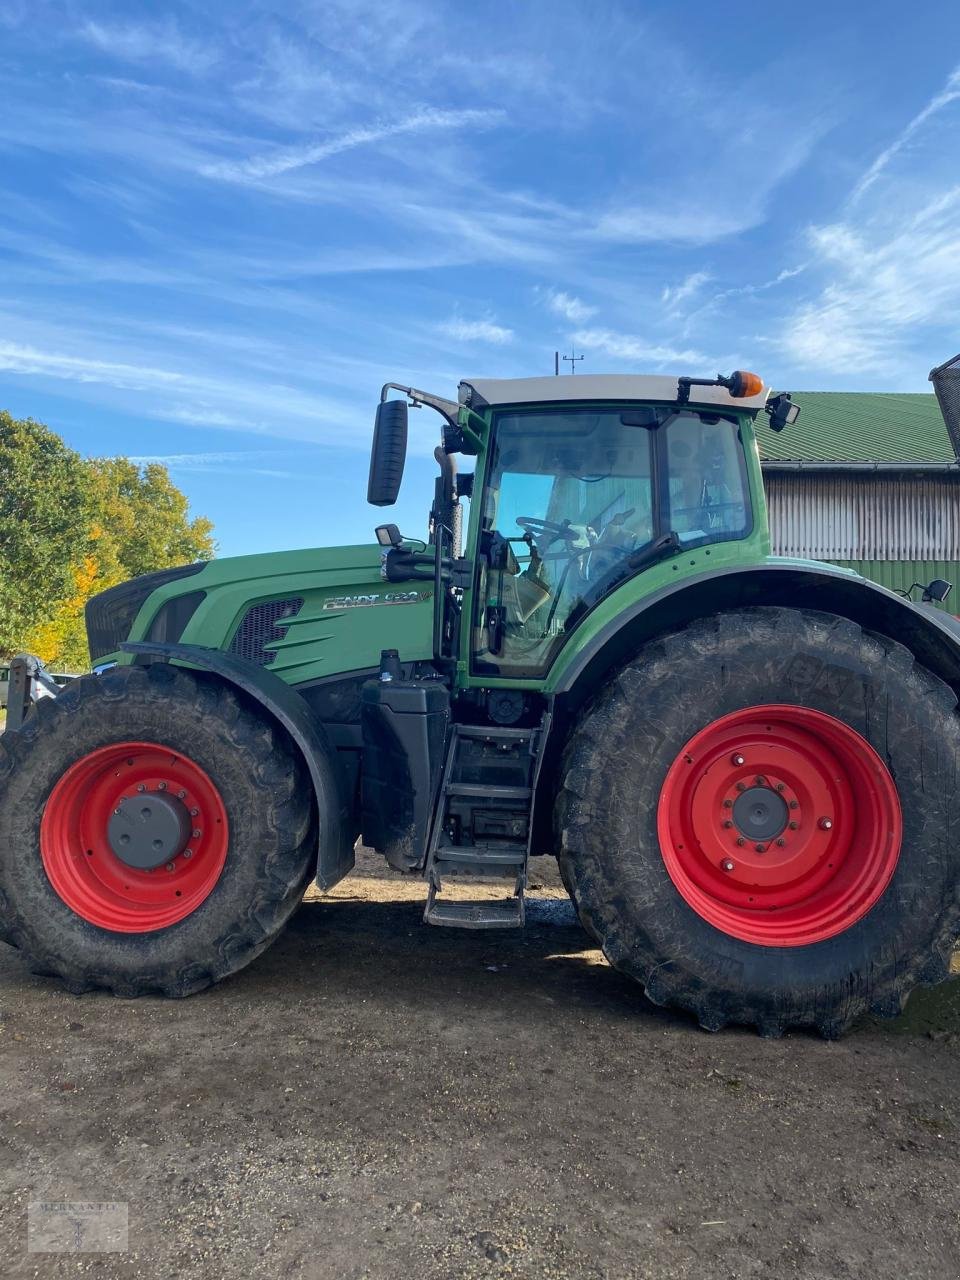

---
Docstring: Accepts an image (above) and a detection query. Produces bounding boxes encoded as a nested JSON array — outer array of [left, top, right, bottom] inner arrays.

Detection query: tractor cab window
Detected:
[[474, 406, 750, 677]]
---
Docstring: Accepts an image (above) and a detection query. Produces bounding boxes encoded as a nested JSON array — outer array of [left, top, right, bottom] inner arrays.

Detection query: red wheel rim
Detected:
[[40, 742, 229, 933], [657, 705, 902, 946]]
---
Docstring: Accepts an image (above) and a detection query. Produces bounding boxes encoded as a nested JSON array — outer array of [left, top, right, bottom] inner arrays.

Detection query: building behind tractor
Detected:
[[2, 364, 960, 1037]]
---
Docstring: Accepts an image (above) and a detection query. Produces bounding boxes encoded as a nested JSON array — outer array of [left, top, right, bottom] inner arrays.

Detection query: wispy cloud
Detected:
[[0, 341, 186, 390], [542, 288, 596, 323], [127, 449, 312, 480], [78, 19, 216, 76], [662, 271, 710, 308], [572, 328, 708, 368], [129, 450, 286, 466], [437, 318, 514, 345], [201, 107, 505, 182], [0, 336, 364, 443], [780, 189, 960, 374], [851, 62, 960, 204], [595, 119, 826, 247], [721, 265, 806, 299]]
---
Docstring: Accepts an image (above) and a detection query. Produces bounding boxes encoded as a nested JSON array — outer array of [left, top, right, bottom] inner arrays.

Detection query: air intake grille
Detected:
[[228, 598, 303, 667]]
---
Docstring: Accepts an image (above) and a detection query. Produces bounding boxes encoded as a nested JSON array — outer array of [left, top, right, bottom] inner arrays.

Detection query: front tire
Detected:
[[557, 608, 960, 1036], [0, 664, 315, 997]]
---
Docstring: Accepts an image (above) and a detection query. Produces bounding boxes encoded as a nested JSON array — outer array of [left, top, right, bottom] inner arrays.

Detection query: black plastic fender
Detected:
[[122, 641, 354, 889]]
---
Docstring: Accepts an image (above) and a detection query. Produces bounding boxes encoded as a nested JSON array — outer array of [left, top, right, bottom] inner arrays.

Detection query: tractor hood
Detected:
[[94, 543, 436, 685]]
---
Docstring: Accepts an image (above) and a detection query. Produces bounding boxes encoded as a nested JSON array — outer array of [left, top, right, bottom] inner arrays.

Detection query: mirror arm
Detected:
[[379, 382, 460, 429]]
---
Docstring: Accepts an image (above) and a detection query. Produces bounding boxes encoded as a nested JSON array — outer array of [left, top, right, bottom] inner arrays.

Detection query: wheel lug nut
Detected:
[[165, 862, 175, 872], [183, 848, 193, 859], [113, 807, 121, 816], [789, 800, 798, 809], [136, 783, 146, 793], [789, 821, 799, 830], [158, 782, 167, 791], [177, 789, 186, 800], [190, 808, 199, 817], [819, 817, 833, 830], [755, 775, 766, 785], [731, 753, 745, 767], [776, 783, 785, 792], [755, 843, 767, 853], [723, 820, 733, 829], [736, 782, 746, 792], [723, 799, 733, 809], [722, 859, 736, 872], [776, 838, 786, 847], [736, 838, 745, 847], [192, 829, 201, 839]]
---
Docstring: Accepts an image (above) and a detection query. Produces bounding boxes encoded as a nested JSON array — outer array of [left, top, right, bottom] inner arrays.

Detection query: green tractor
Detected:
[[3, 369, 960, 1036]]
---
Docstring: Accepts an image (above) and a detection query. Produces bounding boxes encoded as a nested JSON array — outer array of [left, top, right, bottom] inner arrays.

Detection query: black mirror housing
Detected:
[[368, 399, 408, 506]]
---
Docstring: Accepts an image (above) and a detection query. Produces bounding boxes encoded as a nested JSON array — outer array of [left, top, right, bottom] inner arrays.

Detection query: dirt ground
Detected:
[[1, 848, 959, 1280]]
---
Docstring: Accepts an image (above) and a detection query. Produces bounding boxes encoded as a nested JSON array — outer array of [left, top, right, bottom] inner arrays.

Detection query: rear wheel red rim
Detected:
[[40, 742, 229, 933], [657, 705, 902, 946]]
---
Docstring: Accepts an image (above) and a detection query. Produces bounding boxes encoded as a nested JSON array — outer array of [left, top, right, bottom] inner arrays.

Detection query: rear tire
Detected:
[[0, 664, 316, 997], [557, 607, 960, 1037]]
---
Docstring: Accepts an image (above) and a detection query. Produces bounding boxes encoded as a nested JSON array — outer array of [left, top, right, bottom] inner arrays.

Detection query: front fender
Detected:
[[122, 641, 354, 890]]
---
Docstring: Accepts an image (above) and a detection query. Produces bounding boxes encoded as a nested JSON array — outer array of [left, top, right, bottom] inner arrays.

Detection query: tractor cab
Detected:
[[474, 397, 751, 677], [369, 371, 798, 681]]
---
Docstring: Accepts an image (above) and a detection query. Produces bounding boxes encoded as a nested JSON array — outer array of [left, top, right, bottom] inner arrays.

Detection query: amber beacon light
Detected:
[[726, 370, 764, 398]]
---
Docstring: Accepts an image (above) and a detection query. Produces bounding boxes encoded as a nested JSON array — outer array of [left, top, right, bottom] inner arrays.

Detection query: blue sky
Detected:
[[2, 1, 959, 556]]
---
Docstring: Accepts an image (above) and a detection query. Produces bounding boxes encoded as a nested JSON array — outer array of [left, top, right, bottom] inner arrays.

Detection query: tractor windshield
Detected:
[[475, 406, 751, 676]]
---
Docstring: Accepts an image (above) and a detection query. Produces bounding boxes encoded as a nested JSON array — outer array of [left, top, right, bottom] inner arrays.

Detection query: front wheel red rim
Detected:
[[40, 742, 229, 933], [657, 705, 902, 947]]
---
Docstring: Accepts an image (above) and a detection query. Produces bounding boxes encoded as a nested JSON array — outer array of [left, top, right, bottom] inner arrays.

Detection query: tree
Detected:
[[0, 411, 92, 662], [0, 410, 216, 670], [86, 457, 215, 583]]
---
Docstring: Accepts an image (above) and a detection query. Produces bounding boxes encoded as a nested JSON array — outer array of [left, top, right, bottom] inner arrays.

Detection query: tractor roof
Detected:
[[459, 374, 770, 412]]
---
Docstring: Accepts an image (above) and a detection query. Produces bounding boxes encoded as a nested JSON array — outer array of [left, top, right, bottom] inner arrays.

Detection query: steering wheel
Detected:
[[516, 516, 580, 545]]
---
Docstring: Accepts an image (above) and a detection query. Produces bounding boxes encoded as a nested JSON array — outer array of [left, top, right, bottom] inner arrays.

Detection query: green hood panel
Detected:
[[125, 544, 435, 685]]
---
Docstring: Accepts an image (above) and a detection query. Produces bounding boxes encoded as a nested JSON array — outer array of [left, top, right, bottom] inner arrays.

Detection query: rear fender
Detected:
[[552, 564, 960, 708], [122, 641, 354, 889], [529, 564, 960, 854]]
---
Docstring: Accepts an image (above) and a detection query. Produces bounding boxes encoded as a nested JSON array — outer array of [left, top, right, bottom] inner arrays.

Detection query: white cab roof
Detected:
[[459, 374, 769, 411]]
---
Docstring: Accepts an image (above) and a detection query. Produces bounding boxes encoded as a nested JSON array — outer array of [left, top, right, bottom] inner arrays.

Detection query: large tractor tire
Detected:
[[0, 664, 316, 997], [557, 607, 960, 1037]]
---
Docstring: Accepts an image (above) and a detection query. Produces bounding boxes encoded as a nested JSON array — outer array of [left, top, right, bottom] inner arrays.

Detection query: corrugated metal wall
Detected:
[[764, 472, 960, 606]]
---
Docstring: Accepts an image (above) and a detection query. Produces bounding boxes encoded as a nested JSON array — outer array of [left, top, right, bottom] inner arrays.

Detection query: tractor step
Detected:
[[444, 782, 532, 800], [424, 883, 525, 929], [432, 844, 528, 875], [421, 712, 551, 931]]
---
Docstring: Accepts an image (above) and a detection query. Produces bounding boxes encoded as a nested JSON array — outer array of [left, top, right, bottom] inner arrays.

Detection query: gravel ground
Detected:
[[1, 848, 959, 1280]]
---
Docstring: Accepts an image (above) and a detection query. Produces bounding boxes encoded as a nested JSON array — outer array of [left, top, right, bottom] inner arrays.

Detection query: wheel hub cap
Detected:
[[108, 791, 192, 870], [732, 786, 788, 842]]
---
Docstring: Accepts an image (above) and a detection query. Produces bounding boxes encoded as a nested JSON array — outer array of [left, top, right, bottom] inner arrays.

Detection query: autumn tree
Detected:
[[0, 410, 216, 670], [0, 411, 92, 661]]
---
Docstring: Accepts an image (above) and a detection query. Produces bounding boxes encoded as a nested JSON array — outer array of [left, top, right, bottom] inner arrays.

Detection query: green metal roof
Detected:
[[758, 392, 955, 464]]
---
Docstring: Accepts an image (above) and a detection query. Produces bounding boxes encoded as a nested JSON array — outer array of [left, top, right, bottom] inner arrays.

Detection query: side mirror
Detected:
[[924, 578, 953, 604], [368, 399, 408, 506]]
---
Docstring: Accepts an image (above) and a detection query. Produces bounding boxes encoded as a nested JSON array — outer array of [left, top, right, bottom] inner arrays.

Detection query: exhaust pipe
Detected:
[[929, 353, 960, 459]]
